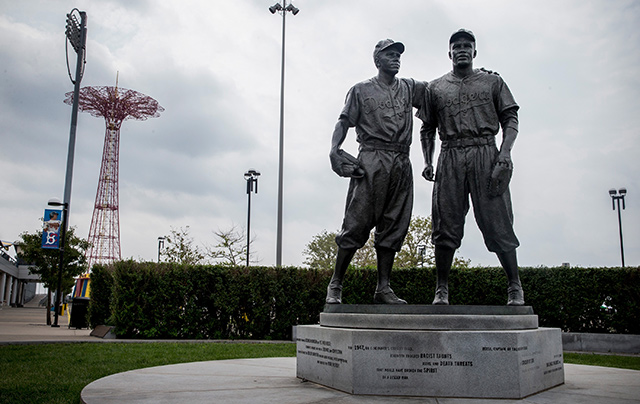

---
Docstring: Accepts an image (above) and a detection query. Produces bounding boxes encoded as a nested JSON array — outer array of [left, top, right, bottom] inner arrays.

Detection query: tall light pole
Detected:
[[47, 9, 87, 328], [244, 169, 261, 267], [609, 188, 627, 267], [63, 8, 87, 226], [269, 1, 299, 267]]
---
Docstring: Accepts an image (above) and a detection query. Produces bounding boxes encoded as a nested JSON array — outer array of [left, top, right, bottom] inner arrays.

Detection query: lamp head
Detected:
[[609, 189, 617, 197], [269, 3, 282, 14], [285, 4, 299, 15], [48, 198, 64, 206], [244, 169, 261, 180], [619, 188, 627, 196]]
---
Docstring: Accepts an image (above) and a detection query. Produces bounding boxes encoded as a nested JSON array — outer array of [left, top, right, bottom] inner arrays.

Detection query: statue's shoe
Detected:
[[325, 285, 342, 304], [507, 284, 525, 306], [432, 286, 449, 305], [373, 289, 407, 304]]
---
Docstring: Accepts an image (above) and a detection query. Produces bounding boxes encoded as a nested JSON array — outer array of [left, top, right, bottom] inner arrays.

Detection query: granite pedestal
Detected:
[[296, 305, 564, 398]]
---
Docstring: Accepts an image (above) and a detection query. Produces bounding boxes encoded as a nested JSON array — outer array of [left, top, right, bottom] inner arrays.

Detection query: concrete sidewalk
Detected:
[[0, 301, 94, 344]]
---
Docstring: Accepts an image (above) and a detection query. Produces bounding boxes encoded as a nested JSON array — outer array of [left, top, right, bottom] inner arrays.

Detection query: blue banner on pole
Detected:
[[42, 209, 63, 249]]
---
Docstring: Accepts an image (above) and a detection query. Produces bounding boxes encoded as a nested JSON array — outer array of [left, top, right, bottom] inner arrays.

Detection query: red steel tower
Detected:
[[64, 84, 163, 269]]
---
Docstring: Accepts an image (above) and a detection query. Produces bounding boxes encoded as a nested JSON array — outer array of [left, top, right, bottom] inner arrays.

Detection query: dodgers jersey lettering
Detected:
[[341, 77, 422, 146], [427, 69, 518, 140]]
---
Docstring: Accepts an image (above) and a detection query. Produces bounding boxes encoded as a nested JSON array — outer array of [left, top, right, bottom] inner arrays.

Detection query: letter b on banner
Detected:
[[42, 209, 63, 250]]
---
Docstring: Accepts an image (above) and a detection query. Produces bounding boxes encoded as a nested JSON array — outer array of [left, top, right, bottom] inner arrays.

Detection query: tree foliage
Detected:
[[17, 226, 90, 292], [160, 225, 257, 267], [206, 225, 256, 267], [159, 226, 204, 265], [302, 230, 338, 270], [394, 215, 433, 268], [302, 216, 470, 269], [352, 231, 377, 267]]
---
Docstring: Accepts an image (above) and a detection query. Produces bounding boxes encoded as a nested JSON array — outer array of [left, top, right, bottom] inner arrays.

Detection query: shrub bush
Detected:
[[87, 264, 114, 328], [88, 263, 639, 339]]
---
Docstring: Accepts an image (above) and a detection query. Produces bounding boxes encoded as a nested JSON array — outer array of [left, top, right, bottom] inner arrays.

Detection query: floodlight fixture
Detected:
[[285, 4, 300, 15], [65, 11, 83, 52], [269, 3, 283, 14]]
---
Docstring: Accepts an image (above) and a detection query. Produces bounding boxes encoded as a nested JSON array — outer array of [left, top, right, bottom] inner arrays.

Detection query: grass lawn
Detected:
[[563, 352, 640, 371], [0, 342, 296, 404], [0, 342, 637, 404]]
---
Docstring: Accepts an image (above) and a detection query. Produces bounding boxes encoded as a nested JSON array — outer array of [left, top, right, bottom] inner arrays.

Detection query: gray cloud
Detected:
[[1, 0, 638, 268]]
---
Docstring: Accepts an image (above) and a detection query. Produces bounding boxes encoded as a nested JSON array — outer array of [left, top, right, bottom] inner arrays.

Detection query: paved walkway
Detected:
[[0, 298, 94, 344], [2, 303, 639, 403]]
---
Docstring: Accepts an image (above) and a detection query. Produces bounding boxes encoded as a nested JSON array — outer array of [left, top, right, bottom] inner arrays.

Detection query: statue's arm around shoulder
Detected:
[[479, 67, 500, 76], [406, 78, 428, 108], [418, 84, 437, 182]]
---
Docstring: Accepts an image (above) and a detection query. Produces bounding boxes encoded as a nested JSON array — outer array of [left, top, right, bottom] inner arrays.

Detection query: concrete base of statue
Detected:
[[296, 305, 564, 399]]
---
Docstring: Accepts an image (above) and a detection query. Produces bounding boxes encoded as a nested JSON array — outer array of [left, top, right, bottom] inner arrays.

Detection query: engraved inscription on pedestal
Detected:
[[297, 336, 347, 369], [296, 324, 564, 398]]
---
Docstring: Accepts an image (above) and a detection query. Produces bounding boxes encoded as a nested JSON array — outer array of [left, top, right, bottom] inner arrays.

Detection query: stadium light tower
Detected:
[[62, 8, 87, 214], [50, 8, 87, 328], [269, 1, 299, 267]]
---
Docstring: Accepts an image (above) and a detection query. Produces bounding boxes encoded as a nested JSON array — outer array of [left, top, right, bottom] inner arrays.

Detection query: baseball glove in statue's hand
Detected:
[[488, 160, 513, 197], [330, 149, 365, 179]]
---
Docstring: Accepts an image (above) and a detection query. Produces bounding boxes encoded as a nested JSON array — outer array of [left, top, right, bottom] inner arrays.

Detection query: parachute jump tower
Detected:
[[64, 81, 163, 269]]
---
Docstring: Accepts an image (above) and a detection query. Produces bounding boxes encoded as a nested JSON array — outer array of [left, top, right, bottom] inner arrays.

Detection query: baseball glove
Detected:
[[488, 161, 513, 197], [330, 149, 365, 178]]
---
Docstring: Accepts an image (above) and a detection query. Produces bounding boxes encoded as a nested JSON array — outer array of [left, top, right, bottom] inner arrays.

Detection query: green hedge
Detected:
[[87, 264, 114, 328], [89, 261, 329, 339], [89, 262, 639, 339]]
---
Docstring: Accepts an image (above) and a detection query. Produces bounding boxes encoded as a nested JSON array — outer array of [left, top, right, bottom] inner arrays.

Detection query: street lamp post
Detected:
[[417, 243, 426, 268], [244, 169, 261, 267], [269, 1, 299, 267], [609, 188, 627, 267], [157, 237, 165, 263], [48, 199, 69, 328]]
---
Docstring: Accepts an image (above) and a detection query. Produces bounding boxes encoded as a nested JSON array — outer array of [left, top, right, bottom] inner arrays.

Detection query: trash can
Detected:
[[69, 297, 90, 329]]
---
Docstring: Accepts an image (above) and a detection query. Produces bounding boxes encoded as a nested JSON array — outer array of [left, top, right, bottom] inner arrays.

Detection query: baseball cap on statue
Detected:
[[449, 28, 475, 43], [373, 39, 405, 60]]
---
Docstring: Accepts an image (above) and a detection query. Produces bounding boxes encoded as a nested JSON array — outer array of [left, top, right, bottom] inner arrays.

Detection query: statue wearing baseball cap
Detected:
[[326, 39, 426, 304], [418, 29, 524, 306]]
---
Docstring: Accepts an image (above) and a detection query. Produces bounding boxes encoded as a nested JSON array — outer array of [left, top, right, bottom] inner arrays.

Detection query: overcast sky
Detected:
[[1, 0, 638, 268]]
